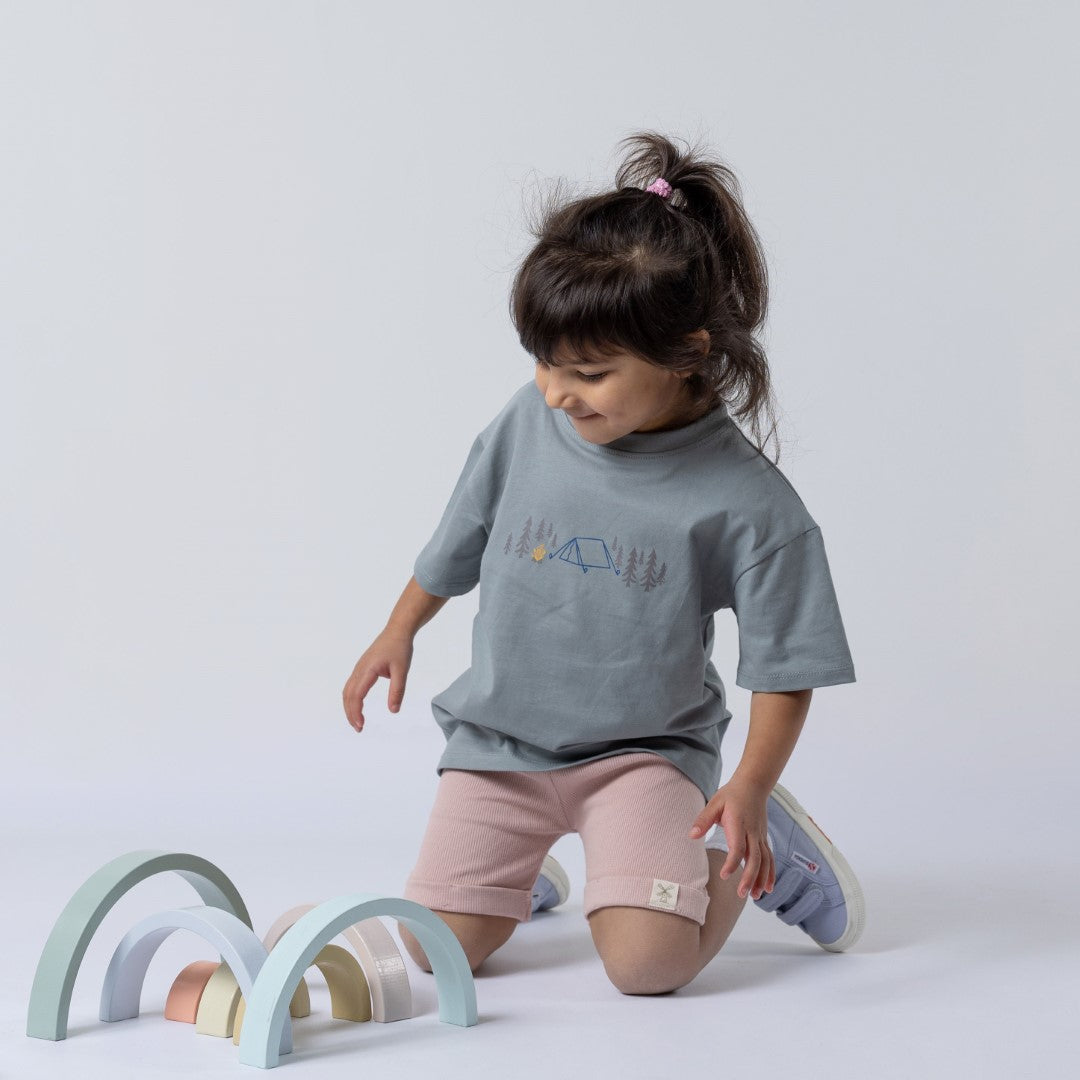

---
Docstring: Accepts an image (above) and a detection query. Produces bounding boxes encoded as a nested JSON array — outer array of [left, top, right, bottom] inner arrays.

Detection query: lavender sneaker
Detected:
[[755, 783, 865, 952], [530, 854, 570, 914]]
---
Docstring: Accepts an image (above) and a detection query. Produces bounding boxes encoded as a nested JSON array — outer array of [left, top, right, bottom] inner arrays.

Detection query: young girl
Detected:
[[342, 131, 864, 996]]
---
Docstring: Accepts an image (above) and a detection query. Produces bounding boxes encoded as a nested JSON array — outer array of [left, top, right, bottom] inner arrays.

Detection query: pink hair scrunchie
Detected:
[[645, 177, 673, 198]]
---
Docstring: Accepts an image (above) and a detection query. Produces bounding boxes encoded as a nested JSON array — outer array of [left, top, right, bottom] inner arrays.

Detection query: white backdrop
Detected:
[[3, 3, 1077, 1078]]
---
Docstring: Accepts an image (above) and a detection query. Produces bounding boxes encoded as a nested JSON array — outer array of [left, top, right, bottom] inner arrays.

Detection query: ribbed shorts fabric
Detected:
[[403, 751, 711, 925]]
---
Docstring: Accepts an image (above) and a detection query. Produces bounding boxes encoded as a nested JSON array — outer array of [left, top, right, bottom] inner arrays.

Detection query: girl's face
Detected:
[[534, 341, 703, 445]]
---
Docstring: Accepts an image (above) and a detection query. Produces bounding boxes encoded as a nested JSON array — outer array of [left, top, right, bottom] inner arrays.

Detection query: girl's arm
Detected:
[[729, 688, 811, 792], [385, 575, 451, 638], [342, 576, 450, 732], [688, 688, 813, 899]]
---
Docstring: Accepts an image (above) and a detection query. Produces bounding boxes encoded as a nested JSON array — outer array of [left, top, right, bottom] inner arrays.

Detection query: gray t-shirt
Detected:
[[413, 380, 855, 799]]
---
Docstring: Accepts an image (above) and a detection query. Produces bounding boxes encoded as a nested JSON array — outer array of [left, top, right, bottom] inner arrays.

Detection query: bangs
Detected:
[[518, 295, 643, 371], [515, 259, 650, 367], [541, 335, 627, 367]]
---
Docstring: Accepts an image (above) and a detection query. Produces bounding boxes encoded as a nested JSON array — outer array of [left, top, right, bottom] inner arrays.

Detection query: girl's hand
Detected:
[[342, 629, 415, 732], [688, 776, 774, 901]]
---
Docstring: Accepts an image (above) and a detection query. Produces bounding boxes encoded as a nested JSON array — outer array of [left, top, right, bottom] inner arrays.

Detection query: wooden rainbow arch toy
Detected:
[[26, 849, 477, 1069]]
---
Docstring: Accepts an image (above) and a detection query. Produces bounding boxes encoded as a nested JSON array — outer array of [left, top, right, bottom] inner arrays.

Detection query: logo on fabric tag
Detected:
[[649, 879, 679, 910], [793, 852, 820, 874]]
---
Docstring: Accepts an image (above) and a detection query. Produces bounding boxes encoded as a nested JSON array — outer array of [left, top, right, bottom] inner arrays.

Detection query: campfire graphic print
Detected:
[[502, 516, 667, 592]]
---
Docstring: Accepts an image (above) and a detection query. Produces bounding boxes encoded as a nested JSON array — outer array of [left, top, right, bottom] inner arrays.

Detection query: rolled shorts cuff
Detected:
[[584, 875, 710, 926], [403, 878, 534, 923]]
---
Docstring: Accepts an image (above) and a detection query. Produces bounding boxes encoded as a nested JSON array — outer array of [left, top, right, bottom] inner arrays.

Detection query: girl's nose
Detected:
[[542, 370, 578, 412]]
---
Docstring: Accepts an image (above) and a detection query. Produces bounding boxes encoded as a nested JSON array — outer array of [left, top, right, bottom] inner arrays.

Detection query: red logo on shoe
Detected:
[[793, 851, 819, 874]]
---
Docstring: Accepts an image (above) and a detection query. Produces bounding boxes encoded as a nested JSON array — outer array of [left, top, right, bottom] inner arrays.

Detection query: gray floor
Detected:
[[5, 823, 1075, 1080]]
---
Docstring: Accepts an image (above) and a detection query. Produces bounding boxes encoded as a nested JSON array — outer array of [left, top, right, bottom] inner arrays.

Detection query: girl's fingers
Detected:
[[751, 845, 773, 899], [739, 845, 761, 898], [353, 667, 378, 704], [719, 830, 745, 879], [344, 668, 379, 730], [763, 849, 775, 895], [688, 797, 722, 838], [388, 663, 407, 712]]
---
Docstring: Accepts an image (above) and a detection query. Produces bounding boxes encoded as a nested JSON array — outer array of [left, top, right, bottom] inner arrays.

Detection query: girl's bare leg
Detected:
[[398, 911, 517, 974], [587, 849, 748, 995]]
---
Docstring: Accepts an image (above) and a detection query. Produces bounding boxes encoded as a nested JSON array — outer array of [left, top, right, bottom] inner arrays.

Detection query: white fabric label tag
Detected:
[[649, 879, 679, 910]]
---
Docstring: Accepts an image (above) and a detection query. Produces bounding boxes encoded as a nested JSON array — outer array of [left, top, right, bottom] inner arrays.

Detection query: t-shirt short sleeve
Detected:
[[412, 434, 490, 597], [732, 526, 856, 691]]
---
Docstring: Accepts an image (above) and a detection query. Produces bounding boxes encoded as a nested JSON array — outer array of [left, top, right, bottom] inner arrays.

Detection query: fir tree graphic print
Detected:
[[503, 516, 666, 593]]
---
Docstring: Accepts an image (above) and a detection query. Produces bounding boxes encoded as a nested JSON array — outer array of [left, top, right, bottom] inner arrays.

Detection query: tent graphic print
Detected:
[[549, 537, 620, 575]]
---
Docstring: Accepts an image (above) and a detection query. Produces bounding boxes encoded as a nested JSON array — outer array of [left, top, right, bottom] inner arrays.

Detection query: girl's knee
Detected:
[[601, 952, 697, 996], [397, 911, 517, 974], [588, 906, 700, 996]]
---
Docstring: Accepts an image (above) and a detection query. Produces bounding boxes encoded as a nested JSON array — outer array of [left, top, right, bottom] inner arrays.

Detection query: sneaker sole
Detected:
[[540, 853, 570, 907], [771, 783, 866, 952]]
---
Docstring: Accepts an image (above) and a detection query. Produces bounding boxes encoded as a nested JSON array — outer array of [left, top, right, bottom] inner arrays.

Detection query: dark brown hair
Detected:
[[509, 130, 779, 460]]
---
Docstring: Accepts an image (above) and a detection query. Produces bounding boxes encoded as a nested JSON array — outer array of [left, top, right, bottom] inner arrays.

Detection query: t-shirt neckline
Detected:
[[558, 398, 731, 455]]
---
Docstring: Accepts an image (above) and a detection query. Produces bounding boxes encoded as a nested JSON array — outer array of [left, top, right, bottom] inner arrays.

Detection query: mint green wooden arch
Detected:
[[238, 895, 476, 1069], [27, 850, 251, 1041]]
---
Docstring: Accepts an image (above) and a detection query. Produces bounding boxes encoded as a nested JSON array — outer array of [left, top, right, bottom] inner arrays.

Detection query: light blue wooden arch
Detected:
[[238, 895, 476, 1069], [99, 906, 291, 1056], [27, 850, 251, 1041]]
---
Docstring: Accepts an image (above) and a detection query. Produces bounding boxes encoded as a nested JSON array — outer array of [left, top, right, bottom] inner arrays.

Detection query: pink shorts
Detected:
[[403, 752, 711, 925]]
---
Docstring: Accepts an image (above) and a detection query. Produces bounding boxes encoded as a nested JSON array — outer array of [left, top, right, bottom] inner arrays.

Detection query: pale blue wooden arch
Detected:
[[27, 850, 251, 1041], [238, 895, 476, 1069], [99, 905, 291, 1056]]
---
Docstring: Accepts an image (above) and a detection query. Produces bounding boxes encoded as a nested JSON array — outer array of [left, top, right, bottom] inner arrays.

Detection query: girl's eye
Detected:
[[577, 372, 607, 382]]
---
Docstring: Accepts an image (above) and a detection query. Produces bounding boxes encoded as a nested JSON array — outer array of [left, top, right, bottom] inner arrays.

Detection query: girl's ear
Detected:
[[673, 330, 710, 379], [689, 328, 710, 353]]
